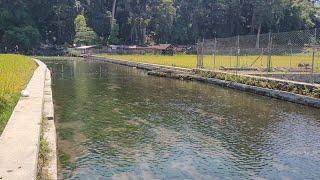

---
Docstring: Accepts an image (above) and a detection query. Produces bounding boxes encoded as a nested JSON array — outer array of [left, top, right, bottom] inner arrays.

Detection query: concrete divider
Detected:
[[43, 69, 57, 180], [0, 59, 57, 180], [148, 71, 320, 108]]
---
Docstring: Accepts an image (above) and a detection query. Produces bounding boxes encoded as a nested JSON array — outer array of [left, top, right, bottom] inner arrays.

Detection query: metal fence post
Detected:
[[311, 29, 317, 83], [196, 40, 199, 68], [267, 32, 272, 72], [197, 39, 203, 69], [261, 48, 264, 68], [237, 35, 240, 69], [201, 38, 205, 68], [197, 40, 199, 68], [312, 49, 315, 73], [312, 29, 317, 75], [213, 37, 217, 69], [288, 39, 292, 70], [229, 48, 232, 68]]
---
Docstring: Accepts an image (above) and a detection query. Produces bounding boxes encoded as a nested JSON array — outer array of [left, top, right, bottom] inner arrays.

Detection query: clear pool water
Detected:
[[45, 59, 320, 179]]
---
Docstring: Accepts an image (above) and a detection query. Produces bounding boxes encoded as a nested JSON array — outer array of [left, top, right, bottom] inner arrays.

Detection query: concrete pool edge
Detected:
[[0, 59, 57, 179], [91, 56, 320, 108], [43, 68, 57, 180]]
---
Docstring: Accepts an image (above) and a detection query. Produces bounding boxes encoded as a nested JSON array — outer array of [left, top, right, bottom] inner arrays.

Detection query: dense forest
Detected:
[[1, 0, 320, 52]]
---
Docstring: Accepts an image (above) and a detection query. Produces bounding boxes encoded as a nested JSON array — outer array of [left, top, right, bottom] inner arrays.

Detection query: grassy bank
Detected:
[[101, 54, 320, 71], [35, 56, 85, 61], [0, 54, 37, 133]]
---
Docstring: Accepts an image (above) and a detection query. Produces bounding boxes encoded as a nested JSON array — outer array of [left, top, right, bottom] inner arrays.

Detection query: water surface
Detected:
[[45, 59, 320, 179]]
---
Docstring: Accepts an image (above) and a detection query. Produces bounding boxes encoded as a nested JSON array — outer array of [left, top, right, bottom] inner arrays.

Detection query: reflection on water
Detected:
[[45, 59, 320, 179]]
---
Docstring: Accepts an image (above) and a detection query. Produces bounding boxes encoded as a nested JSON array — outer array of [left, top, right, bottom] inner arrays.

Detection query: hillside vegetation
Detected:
[[0, 1, 319, 52]]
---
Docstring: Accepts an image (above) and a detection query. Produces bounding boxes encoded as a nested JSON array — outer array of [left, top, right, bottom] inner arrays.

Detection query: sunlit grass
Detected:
[[0, 54, 37, 133], [101, 54, 198, 69], [203, 54, 320, 71], [101, 54, 320, 72]]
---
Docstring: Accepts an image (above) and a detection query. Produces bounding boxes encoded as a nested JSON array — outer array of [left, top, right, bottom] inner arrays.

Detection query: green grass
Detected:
[[37, 118, 51, 180], [0, 54, 37, 134], [102, 54, 198, 69], [101, 54, 320, 71]]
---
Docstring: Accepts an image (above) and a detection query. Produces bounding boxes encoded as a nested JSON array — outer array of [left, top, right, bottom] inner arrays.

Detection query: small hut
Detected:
[[148, 44, 174, 55], [75, 45, 96, 55]]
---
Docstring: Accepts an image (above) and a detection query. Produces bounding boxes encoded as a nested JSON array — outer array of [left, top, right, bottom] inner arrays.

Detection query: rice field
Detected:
[[203, 54, 320, 71], [0, 54, 37, 133], [102, 54, 320, 72], [102, 54, 198, 68]]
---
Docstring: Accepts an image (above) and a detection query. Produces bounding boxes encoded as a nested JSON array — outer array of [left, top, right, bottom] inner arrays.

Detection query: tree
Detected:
[[2, 26, 40, 52], [85, 0, 111, 44], [150, 0, 176, 43], [108, 21, 120, 44], [0, 0, 40, 52], [1, 0, 320, 49], [73, 14, 98, 46]]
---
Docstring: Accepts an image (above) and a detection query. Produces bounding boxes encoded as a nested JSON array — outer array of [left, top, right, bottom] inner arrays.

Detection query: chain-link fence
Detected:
[[197, 29, 320, 76]]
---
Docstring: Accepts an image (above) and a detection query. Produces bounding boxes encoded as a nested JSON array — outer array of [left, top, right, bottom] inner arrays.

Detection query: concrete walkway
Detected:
[[0, 59, 52, 179]]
